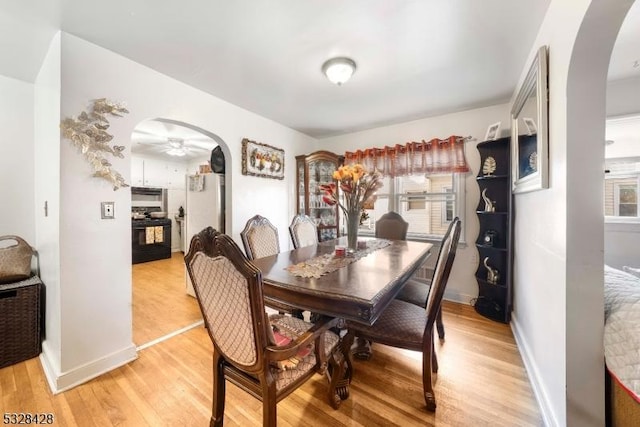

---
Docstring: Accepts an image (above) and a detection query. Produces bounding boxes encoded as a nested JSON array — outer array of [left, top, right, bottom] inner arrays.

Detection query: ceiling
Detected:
[[1, 1, 639, 142], [131, 119, 217, 161]]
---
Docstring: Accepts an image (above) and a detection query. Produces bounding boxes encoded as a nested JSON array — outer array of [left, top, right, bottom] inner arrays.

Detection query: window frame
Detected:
[[604, 157, 640, 223], [357, 173, 466, 243]]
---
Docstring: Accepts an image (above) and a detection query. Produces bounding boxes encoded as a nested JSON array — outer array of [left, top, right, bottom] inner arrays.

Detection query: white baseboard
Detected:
[[443, 289, 475, 305], [510, 312, 558, 427], [40, 341, 138, 394]]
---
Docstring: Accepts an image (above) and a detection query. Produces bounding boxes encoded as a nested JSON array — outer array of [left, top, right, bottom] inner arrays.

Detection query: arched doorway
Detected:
[[564, 0, 635, 424], [129, 118, 231, 347]]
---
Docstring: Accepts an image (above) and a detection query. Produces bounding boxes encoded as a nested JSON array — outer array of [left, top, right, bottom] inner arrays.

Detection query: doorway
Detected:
[[129, 118, 229, 347]]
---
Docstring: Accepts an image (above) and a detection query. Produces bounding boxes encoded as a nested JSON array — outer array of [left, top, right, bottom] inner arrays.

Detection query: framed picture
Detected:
[[485, 122, 501, 141], [523, 117, 537, 136], [511, 46, 549, 193], [241, 138, 285, 180]]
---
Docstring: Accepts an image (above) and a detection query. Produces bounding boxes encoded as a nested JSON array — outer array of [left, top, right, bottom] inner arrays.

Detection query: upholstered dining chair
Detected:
[[346, 217, 461, 412], [240, 214, 280, 260], [375, 211, 451, 340], [289, 214, 319, 249], [241, 214, 303, 317], [185, 227, 347, 426]]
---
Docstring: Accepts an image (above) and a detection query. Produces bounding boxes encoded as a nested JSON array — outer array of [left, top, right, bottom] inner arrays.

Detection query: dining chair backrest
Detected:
[[289, 214, 319, 249], [185, 227, 270, 370], [375, 211, 409, 240], [240, 214, 280, 260], [424, 217, 461, 325]]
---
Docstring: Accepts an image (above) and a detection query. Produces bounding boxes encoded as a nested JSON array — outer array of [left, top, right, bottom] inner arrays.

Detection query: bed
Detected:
[[604, 265, 640, 426]]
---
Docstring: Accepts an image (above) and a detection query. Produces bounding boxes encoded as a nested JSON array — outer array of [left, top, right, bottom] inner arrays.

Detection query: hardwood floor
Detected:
[[132, 252, 202, 345], [0, 301, 542, 426]]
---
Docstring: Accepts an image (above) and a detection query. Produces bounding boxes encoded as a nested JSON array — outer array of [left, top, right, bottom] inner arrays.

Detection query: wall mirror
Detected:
[[511, 45, 549, 193]]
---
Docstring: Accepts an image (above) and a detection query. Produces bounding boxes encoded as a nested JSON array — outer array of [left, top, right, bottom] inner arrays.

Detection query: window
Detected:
[[356, 173, 465, 240], [605, 158, 640, 220]]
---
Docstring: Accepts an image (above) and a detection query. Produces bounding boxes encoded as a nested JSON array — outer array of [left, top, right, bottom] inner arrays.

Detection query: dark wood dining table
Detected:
[[252, 236, 433, 326], [252, 237, 433, 408], [251, 236, 433, 407]]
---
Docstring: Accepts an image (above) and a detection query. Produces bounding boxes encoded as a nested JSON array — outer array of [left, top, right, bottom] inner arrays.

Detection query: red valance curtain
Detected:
[[343, 135, 470, 177]]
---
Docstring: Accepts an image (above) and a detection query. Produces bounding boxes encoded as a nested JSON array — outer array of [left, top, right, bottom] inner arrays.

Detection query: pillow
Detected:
[[622, 266, 640, 278]]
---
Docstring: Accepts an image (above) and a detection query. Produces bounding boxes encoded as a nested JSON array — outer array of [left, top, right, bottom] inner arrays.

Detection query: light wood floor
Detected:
[[0, 301, 542, 426], [132, 252, 202, 345]]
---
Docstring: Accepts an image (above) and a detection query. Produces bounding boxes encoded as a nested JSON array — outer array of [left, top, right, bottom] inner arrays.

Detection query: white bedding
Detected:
[[604, 265, 640, 400]]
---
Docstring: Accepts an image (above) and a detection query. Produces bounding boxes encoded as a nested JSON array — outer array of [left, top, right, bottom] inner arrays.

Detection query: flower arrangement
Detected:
[[320, 164, 383, 249]]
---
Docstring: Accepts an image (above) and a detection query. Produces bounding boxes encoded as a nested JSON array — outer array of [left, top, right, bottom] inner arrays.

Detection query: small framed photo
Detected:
[[523, 117, 537, 136], [484, 121, 501, 141]]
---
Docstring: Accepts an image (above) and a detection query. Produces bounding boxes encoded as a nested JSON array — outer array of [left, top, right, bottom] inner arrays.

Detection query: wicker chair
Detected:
[[345, 217, 461, 412], [185, 227, 347, 426], [289, 214, 319, 249], [375, 211, 452, 340]]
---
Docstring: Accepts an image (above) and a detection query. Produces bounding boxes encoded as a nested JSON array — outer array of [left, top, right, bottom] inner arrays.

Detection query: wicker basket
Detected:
[[0, 276, 42, 369], [0, 235, 34, 284]]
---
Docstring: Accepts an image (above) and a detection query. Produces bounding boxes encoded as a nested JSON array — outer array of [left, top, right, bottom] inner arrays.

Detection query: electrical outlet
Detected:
[[101, 202, 115, 219], [470, 252, 478, 265]]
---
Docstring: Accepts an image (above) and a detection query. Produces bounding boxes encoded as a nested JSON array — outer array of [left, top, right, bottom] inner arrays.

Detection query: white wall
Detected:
[[510, 0, 635, 426], [45, 32, 315, 391], [33, 32, 62, 389], [607, 75, 640, 117], [317, 103, 511, 304], [605, 222, 640, 268], [0, 75, 34, 241]]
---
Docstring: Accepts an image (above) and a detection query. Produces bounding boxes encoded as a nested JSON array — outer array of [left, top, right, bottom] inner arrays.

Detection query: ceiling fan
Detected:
[[131, 123, 216, 159]]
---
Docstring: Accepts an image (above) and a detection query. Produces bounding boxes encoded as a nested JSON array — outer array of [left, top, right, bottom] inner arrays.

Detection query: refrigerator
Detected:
[[184, 173, 225, 296]]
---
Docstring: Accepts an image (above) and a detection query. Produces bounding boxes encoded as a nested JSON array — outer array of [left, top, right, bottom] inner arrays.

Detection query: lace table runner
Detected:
[[286, 239, 391, 279]]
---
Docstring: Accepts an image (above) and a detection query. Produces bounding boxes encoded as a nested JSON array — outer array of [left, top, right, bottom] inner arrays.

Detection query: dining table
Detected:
[[251, 235, 433, 407]]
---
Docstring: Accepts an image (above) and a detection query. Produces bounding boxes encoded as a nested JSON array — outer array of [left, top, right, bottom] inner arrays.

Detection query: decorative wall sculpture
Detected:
[[60, 98, 130, 190]]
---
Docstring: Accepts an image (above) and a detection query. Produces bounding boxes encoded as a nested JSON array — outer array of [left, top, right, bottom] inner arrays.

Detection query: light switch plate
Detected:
[[101, 202, 115, 219]]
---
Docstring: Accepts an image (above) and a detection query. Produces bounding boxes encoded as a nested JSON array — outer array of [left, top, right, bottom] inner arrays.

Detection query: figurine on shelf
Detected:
[[481, 188, 496, 212], [484, 257, 500, 285], [482, 156, 497, 176]]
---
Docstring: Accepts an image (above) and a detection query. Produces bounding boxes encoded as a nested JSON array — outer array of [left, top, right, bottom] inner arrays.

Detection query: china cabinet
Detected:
[[295, 151, 343, 241], [474, 136, 513, 323]]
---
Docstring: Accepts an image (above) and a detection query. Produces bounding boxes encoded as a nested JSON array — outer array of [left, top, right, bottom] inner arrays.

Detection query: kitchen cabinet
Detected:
[[167, 161, 187, 190], [131, 156, 144, 186], [143, 158, 167, 187], [295, 151, 343, 241], [131, 156, 185, 188], [473, 136, 513, 323]]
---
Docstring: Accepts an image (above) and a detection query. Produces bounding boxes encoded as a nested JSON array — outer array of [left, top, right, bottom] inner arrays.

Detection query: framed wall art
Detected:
[[511, 45, 549, 193], [484, 121, 501, 141], [241, 138, 285, 180]]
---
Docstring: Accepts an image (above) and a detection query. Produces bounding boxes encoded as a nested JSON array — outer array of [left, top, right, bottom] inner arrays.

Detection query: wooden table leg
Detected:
[[326, 331, 354, 408]]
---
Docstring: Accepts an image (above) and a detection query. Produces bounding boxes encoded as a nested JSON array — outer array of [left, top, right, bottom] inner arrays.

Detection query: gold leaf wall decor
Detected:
[[60, 98, 130, 190]]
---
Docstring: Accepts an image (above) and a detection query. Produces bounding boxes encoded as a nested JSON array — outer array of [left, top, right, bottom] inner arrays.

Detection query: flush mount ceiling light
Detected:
[[167, 137, 187, 156], [322, 57, 356, 85]]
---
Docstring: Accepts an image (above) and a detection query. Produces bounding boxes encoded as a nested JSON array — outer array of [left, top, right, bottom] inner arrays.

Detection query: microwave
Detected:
[[131, 187, 167, 210]]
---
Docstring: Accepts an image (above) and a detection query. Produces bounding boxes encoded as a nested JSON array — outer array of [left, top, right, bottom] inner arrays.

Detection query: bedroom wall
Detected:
[[604, 79, 640, 269], [39, 32, 316, 392], [317, 103, 512, 305]]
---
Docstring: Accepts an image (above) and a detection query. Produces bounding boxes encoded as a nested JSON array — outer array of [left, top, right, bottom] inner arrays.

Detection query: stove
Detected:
[[131, 218, 172, 264], [132, 218, 172, 227]]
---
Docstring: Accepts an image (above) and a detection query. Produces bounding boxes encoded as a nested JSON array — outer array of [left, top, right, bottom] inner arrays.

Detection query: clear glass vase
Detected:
[[346, 208, 360, 251]]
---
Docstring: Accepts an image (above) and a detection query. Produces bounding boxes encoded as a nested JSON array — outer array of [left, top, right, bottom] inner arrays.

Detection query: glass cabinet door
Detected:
[[295, 151, 343, 242], [309, 159, 338, 241]]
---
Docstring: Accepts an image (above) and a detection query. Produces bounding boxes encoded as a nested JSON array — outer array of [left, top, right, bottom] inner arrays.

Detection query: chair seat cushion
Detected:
[[395, 278, 430, 308], [349, 299, 426, 351], [269, 315, 340, 390]]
